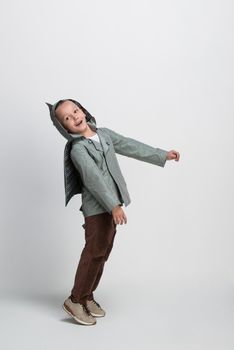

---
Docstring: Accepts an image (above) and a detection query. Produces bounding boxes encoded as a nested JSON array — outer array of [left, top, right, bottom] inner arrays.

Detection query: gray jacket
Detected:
[[46, 99, 168, 217]]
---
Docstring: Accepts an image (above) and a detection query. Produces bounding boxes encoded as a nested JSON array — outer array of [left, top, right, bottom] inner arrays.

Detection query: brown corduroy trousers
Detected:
[[69, 211, 117, 305]]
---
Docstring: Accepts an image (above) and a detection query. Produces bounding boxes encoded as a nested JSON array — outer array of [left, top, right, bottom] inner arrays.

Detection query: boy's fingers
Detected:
[[113, 211, 127, 225], [114, 215, 122, 225]]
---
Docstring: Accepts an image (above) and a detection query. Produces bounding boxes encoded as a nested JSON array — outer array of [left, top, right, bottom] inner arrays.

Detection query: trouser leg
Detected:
[[70, 212, 117, 305], [86, 224, 117, 301]]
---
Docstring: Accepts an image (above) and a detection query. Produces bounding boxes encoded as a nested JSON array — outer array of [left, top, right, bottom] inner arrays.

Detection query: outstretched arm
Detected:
[[102, 127, 168, 167]]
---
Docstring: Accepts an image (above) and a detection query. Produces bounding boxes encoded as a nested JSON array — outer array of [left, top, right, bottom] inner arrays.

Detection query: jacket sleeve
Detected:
[[70, 144, 121, 214], [102, 127, 168, 167]]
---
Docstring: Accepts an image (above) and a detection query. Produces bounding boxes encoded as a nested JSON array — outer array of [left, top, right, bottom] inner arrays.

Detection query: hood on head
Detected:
[[45, 98, 97, 142]]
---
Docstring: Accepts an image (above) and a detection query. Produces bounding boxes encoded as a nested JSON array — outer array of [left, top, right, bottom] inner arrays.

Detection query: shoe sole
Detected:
[[89, 311, 105, 318], [62, 303, 97, 326]]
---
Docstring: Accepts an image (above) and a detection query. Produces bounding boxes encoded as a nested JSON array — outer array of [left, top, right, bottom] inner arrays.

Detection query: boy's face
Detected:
[[55, 101, 88, 134]]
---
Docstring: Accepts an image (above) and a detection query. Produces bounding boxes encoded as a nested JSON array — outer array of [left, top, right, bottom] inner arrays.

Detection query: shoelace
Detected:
[[81, 303, 92, 316], [89, 299, 101, 309]]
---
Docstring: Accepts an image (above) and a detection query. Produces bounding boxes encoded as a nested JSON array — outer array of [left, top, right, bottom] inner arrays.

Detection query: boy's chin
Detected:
[[70, 124, 86, 134]]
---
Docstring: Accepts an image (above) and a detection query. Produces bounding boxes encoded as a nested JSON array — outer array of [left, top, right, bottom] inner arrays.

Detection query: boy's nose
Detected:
[[73, 115, 81, 123]]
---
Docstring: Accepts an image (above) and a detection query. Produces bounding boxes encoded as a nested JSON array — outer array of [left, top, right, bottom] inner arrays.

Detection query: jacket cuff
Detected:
[[156, 148, 168, 167]]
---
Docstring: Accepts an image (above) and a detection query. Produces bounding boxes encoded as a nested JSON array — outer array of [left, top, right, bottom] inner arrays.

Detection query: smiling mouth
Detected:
[[76, 120, 83, 126]]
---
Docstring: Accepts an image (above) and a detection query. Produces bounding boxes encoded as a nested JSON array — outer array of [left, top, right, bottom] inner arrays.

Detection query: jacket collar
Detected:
[[72, 125, 109, 153]]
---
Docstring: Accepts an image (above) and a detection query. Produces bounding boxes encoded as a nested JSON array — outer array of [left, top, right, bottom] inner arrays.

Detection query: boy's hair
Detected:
[[54, 99, 68, 118]]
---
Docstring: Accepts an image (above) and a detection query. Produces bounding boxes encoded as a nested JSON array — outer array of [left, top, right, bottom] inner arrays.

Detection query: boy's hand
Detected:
[[166, 150, 180, 161], [112, 205, 127, 225]]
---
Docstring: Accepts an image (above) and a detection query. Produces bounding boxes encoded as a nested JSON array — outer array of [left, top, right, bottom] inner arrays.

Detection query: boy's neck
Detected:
[[80, 124, 97, 138]]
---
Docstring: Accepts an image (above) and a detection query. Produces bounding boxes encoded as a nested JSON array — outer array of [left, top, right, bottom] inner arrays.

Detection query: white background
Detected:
[[1, 0, 234, 349]]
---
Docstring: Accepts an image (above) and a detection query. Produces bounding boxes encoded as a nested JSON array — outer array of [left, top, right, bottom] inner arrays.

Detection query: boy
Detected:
[[46, 98, 180, 326]]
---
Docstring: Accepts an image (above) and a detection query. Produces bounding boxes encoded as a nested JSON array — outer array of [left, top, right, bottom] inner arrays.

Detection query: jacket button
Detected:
[[88, 140, 92, 143], [106, 141, 110, 145]]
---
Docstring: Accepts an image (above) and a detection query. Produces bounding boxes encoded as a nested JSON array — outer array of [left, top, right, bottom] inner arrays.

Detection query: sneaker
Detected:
[[63, 297, 97, 325], [86, 299, 106, 317]]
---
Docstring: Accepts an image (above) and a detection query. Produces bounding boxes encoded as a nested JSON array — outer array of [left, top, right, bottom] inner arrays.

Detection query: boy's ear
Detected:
[[45, 102, 53, 112]]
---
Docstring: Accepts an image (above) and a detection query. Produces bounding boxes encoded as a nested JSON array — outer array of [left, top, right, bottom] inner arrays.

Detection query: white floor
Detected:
[[1, 283, 234, 350]]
